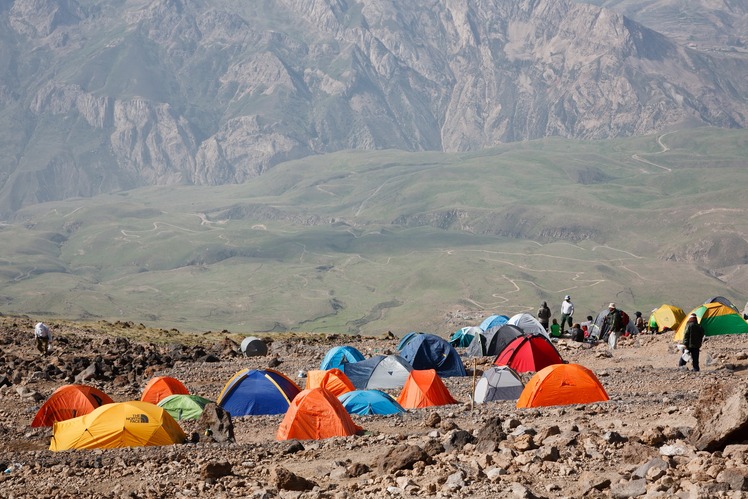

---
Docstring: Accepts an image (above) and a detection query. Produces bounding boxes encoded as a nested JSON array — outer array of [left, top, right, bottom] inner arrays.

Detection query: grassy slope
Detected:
[[1, 128, 746, 334]]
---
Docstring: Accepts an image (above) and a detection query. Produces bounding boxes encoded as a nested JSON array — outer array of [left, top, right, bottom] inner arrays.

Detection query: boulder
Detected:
[[690, 384, 748, 451], [197, 403, 235, 443], [377, 445, 431, 473], [274, 467, 317, 491]]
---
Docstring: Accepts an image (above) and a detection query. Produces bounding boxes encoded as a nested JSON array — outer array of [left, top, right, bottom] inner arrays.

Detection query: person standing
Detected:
[[537, 301, 551, 331], [34, 322, 52, 355], [559, 295, 574, 334], [602, 303, 622, 343], [634, 311, 645, 333], [679, 313, 704, 372]]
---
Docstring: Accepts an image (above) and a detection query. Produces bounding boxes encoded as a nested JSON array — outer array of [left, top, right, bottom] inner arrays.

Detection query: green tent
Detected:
[[157, 394, 213, 421], [674, 302, 748, 342]]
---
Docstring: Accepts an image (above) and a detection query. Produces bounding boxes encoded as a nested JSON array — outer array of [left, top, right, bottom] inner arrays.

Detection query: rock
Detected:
[[201, 461, 232, 480], [197, 403, 235, 443], [659, 442, 692, 457], [633, 458, 668, 480], [425, 412, 441, 428], [347, 463, 369, 477], [475, 416, 506, 454], [283, 440, 305, 454], [690, 385, 748, 451], [443, 429, 476, 451], [377, 445, 431, 473], [486, 467, 508, 481], [443, 470, 465, 491], [74, 363, 99, 383], [274, 467, 316, 491], [610, 478, 647, 498], [716, 468, 748, 491], [509, 482, 539, 499], [512, 434, 537, 452], [604, 431, 628, 444]]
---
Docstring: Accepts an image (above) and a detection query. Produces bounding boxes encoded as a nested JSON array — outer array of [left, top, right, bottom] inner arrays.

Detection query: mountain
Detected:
[[1, 0, 747, 215]]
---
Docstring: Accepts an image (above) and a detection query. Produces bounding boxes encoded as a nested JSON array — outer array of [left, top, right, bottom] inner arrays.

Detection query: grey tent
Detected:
[[240, 336, 268, 357], [341, 354, 413, 390], [466, 324, 524, 357], [473, 366, 525, 403]]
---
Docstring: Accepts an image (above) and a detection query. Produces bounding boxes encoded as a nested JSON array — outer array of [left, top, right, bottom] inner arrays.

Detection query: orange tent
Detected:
[[32, 384, 113, 427], [140, 376, 189, 405], [304, 369, 355, 397], [516, 364, 609, 408], [276, 388, 362, 440], [396, 369, 458, 409]]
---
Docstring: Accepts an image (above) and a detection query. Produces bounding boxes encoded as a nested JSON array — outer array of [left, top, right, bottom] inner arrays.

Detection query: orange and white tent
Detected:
[[396, 369, 458, 409], [516, 363, 609, 408], [140, 376, 189, 405], [32, 384, 113, 427], [276, 388, 362, 441], [304, 369, 355, 397]]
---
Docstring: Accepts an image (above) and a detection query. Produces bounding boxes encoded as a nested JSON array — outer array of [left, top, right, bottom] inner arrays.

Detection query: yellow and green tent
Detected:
[[651, 304, 686, 333], [673, 302, 748, 342], [50, 401, 186, 451]]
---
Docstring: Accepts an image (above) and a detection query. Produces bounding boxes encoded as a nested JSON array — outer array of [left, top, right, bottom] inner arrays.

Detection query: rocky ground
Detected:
[[1, 314, 747, 498]]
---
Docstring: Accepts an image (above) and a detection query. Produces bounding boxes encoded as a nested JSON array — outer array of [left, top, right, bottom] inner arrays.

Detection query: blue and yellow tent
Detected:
[[217, 369, 301, 416]]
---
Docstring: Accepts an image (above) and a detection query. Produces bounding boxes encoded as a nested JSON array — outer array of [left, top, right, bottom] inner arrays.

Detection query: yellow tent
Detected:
[[50, 401, 186, 451], [651, 304, 686, 333]]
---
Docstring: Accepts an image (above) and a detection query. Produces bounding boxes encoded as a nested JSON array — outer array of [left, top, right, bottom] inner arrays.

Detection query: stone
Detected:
[[716, 468, 748, 491], [443, 429, 476, 451], [377, 445, 431, 473], [513, 434, 537, 452], [197, 403, 235, 443], [610, 478, 647, 498], [201, 461, 232, 480], [274, 467, 317, 491], [690, 385, 748, 452], [425, 412, 441, 428], [633, 458, 669, 480]]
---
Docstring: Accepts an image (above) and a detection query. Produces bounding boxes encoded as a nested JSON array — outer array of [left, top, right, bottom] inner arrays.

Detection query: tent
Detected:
[[338, 390, 406, 416], [673, 302, 748, 342], [49, 401, 186, 451], [516, 364, 609, 408], [276, 388, 362, 440], [479, 315, 510, 331], [217, 369, 301, 416], [473, 366, 525, 404], [319, 346, 365, 370], [396, 369, 458, 409], [450, 326, 481, 347], [157, 394, 213, 421], [399, 333, 466, 377], [397, 332, 423, 351], [466, 324, 524, 357], [494, 334, 563, 373], [305, 368, 355, 396], [140, 376, 189, 405], [706, 296, 740, 314], [507, 313, 548, 338], [593, 308, 639, 338], [341, 354, 413, 390], [651, 304, 686, 333], [32, 385, 113, 427], [240, 336, 268, 357]]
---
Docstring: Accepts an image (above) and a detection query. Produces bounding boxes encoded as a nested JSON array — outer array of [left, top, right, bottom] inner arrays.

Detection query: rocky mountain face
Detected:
[[1, 0, 747, 214]]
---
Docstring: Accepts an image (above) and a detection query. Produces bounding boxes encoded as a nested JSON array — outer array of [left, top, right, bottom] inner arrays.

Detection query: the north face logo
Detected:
[[126, 414, 149, 423]]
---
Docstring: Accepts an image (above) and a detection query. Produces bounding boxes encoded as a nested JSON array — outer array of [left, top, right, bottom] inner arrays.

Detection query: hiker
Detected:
[[634, 311, 645, 333], [559, 295, 574, 334], [34, 322, 52, 355], [602, 303, 622, 345], [550, 318, 560, 338], [570, 323, 585, 342], [647, 309, 658, 334], [678, 313, 704, 372], [537, 301, 551, 331]]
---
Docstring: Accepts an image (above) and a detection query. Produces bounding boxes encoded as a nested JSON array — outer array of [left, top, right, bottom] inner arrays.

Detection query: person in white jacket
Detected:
[[34, 322, 52, 355], [559, 295, 574, 334]]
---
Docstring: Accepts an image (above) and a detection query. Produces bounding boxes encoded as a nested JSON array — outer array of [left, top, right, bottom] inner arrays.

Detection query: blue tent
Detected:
[[217, 369, 301, 416], [396, 332, 423, 351], [449, 327, 481, 347], [479, 315, 510, 331], [320, 346, 365, 370], [400, 333, 466, 377], [338, 390, 406, 416]]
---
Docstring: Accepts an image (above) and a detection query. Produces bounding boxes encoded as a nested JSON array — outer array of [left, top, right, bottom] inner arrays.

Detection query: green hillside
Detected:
[[1, 129, 746, 334]]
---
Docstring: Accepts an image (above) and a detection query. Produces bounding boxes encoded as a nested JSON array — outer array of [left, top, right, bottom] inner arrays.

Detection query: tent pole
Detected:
[[471, 358, 476, 411]]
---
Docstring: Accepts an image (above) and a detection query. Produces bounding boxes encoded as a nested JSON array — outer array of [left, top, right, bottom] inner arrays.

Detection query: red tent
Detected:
[[140, 376, 189, 405], [32, 384, 113, 427], [494, 334, 563, 373]]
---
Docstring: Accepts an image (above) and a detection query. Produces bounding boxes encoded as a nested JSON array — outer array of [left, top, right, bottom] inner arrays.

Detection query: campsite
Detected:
[[1, 311, 748, 498]]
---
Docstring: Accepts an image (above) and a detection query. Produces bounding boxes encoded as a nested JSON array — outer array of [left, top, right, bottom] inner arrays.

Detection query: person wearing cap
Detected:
[[679, 313, 704, 372], [559, 295, 574, 334], [602, 303, 622, 343]]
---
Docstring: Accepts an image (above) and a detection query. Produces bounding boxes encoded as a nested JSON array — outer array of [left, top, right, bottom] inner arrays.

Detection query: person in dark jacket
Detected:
[[678, 313, 705, 372], [537, 302, 551, 331], [601, 303, 622, 342]]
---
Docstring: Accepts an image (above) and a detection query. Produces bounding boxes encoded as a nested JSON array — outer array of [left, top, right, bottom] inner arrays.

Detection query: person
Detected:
[[679, 313, 704, 372], [537, 301, 551, 331], [602, 303, 622, 343], [648, 309, 659, 334], [550, 318, 560, 338], [34, 322, 52, 355], [583, 315, 600, 340], [559, 295, 574, 334], [570, 323, 585, 342], [634, 311, 645, 333]]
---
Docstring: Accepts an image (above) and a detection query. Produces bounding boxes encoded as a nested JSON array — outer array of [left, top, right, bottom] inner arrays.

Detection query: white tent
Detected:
[[240, 336, 268, 357], [342, 354, 413, 390], [473, 366, 525, 403], [507, 313, 548, 338]]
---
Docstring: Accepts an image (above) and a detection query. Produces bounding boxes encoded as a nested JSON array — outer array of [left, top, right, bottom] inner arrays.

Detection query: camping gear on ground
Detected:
[[473, 366, 524, 404], [32, 384, 113, 427], [493, 334, 563, 373], [341, 354, 413, 390], [217, 368, 301, 416], [140, 376, 189, 405], [240, 336, 268, 357], [396, 369, 458, 409], [673, 302, 748, 342], [506, 313, 548, 338], [338, 390, 406, 415], [304, 368, 355, 396], [49, 400, 186, 451], [478, 315, 510, 331], [319, 345, 365, 370], [466, 324, 524, 357], [651, 304, 686, 333], [516, 364, 609, 408], [157, 394, 213, 421], [399, 333, 466, 377], [450, 326, 482, 347], [276, 388, 362, 440]]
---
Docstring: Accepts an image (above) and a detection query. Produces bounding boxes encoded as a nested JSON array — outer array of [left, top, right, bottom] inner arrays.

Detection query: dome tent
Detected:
[[493, 334, 563, 373], [450, 326, 481, 347], [473, 366, 525, 404], [479, 315, 510, 331], [650, 304, 686, 332], [338, 390, 406, 416], [507, 313, 548, 338], [217, 369, 301, 416], [140, 376, 189, 405], [466, 324, 524, 357], [517, 364, 609, 408], [32, 384, 113, 427], [319, 346, 365, 370], [673, 302, 748, 342], [341, 354, 413, 390], [399, 333, 466, 377], [276, 388, 362, 440], [157, 394, 213, 421], [304, 368, 355, 397], [397, 369, 458, 409]]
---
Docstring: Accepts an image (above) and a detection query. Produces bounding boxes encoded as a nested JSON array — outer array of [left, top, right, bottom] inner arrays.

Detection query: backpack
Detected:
[[619, 310, 630, 328]]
